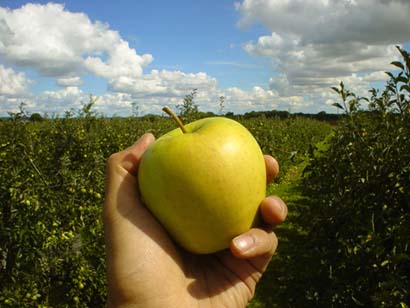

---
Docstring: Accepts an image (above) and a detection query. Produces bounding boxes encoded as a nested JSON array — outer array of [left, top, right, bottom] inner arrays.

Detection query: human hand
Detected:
[[104, 133, 288, 308]]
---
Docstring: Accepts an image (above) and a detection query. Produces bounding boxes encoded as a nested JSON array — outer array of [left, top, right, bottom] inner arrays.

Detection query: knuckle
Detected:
[[107, 152, 120, 166]]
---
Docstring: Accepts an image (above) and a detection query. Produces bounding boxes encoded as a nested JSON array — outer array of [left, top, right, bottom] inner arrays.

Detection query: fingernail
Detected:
[[272, 196, 285, 214], [233, 234, 255, 252], [278, 200, 285, 213], [279, 199, 287, 216], [137, 133, 154, 144]]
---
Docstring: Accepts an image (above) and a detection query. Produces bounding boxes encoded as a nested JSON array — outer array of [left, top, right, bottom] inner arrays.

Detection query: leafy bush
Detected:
[[0, 118, 108, 307], [257, 46, 409, 307], [0, 107, 330, 307], [244, 116, 331, 180], [0, 115, 176, 307], [177, 88, 200, 123]]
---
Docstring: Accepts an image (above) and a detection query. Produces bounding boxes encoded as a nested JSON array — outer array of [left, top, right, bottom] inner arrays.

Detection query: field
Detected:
[[0, 113, 330, 306], [1, 47, 409, 307]]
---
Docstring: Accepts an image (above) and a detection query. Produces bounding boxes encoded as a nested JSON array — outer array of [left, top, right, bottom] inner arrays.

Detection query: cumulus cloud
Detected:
[[0, 64, 30, 96], [225, 87, 270, 112], [56, 76, 84, 87], [1, 1, 407, 116], [18, 87, 130, 117], [236, 0, 410, 44], [0, 3, 229, 115], [109, 70, 218, 97], [227, 85, 315, 112], [236, 0, 409, 111], [0, 3, 152, 83], [0, 64, 33, 114]]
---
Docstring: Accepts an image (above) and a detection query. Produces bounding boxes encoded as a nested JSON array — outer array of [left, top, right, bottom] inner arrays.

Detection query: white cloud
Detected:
[[237, 0, 410, 44], [0, 3, 231, 116], [14, 87, 130, 117], [0, 64, 33, 115], [0, 64, 30, 96], [224, 85, 317, 113], [0, 3, 153, 81], [1, 1, 407, 116], [225, 86, 274, 112], [42, 86, 84, 101], [109, 70, 218, 98], [36, 86, 87, 115], [236, 0, 409, 112], [84, 41, 153, 80], [56, 76, 84, 87]]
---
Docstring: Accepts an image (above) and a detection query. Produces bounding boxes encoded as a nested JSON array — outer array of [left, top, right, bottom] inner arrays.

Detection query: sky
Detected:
[[1, 0, 410, 117]]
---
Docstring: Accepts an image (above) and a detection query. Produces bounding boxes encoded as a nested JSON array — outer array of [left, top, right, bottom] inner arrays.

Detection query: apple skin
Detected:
[[138, 117, 266, 254]]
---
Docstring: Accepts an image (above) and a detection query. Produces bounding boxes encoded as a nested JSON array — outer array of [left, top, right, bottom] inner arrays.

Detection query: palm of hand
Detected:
[[105, 197, 273, 308]]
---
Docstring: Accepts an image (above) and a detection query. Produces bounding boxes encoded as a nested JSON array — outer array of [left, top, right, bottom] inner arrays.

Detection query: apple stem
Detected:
[[162, 106, 188, 133]]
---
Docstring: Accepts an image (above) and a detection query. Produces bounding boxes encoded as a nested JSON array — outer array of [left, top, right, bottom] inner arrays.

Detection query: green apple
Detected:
[[138, 107, 266, 254]]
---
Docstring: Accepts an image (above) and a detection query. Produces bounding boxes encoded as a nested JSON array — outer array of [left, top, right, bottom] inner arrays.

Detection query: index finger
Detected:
[[106, 133, 155, 176], [264, 155, 279, 184]]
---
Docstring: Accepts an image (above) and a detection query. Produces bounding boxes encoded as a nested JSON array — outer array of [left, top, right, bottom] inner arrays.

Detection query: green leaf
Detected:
[[396, 45, 410, 61], [385, 71, 394, 79], [400, 302, 409, 308], [330, 86, 340, 94], [351, 295, 365, 306], [400, 84, 410, 92], [396, 76, 408, 83], [380, 260, 390, 267], [391, 61, 404, 70], [332, 102, 344, 110], [349, 99, 358, 111]]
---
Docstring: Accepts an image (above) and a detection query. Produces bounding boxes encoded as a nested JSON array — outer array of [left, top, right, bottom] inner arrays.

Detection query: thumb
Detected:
[[104, 133, 155, 222], [111, 133, 156, 176]]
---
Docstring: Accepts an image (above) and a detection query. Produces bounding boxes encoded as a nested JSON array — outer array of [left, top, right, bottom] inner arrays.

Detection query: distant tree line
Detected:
[[2, 92, 343, 125]]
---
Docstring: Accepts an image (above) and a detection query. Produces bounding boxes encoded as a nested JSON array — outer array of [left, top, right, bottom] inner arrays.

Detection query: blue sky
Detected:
[[1, 0, 409, 116], [2, 0, 270, 91]]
